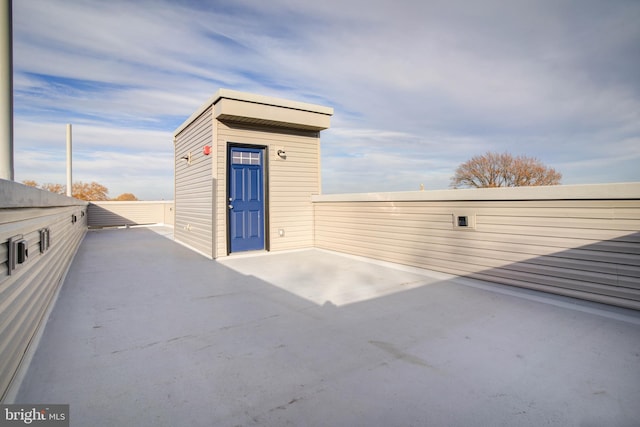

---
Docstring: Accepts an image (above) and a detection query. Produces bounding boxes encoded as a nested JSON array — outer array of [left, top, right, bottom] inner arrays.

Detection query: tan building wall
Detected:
[[312, 183, 640, 310], [214, 122, 321, 257], [174, 89, 332, 258], [174, 107, 214, 257]]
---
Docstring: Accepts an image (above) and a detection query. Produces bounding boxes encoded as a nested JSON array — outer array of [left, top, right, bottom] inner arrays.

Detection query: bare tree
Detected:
[[22, 180, 39, 187], [451, 152, 562, 189]]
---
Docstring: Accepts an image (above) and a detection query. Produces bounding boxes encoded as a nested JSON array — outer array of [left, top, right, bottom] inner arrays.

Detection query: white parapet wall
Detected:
[[312, 183, 640, 310], [87, 201, 175, 228], [0, 179, 88, 401]]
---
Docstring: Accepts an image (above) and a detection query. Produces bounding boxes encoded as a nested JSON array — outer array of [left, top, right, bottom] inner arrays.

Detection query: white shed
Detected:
[[173, 89, 333, 258]]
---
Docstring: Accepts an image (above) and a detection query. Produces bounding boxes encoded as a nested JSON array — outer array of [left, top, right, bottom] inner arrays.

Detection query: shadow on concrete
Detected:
[[13, 227, 640, 427]]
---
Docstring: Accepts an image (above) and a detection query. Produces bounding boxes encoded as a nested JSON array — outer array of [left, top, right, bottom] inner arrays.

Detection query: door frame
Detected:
[[226, 143, 269, 254]]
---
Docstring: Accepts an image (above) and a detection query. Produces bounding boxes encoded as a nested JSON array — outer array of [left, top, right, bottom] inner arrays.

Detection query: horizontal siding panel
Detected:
[[0, 207, 80, 225], [466, 272, 640, 311], [312, 210, 453, 222], [0, 208, 80, 238], [270, 161, 319, 170], [314, 217, 454, 235], [0, 197, 87, 400], [314, 227, 640, 268], [314, 236, 640, 299], [271, 241, 313, 252], [514, 255, 640, 281], [175, 201, 213, 210], [549, 247, 640, 266], [315, 209, 640, 255], [216, 120, 318, 256], [175, 107, 213, 258], [175, 221, 211, 232], [477, 223, 640, 242], [315, 229, 620, 281], [315, 203, 640, 221], [174, 203, 211, 213], [315, 223, 640, 273], [271, 212, 313, 221], [268, 196, 317, 203], [88, 202, 173, 227], [314, 196, 640, 310], [468, 206, 639, 219], [479, 208, 640, 220], [479, 215, 640, 231], [482, 207, 640, 220], [175, 214, 211, 225], [175, 180, 211, 189], [473, 267, 640, 300], [313, 211, 451, 223], [499, 261, 640, 291], [269, 177, 318, 185], [313, 199, 640, 210], [316, 218, 638, 262], [270, 205, 313, 213], [270, 214, 312, 222], [175, 180, 211, 190]]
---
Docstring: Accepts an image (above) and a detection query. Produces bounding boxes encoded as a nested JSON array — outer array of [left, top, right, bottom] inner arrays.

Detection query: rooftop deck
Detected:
[[13, 226, 640, 426]]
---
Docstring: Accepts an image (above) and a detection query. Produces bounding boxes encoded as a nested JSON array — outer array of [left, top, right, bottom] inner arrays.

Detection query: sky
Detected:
[[11, 0, 640, 200]]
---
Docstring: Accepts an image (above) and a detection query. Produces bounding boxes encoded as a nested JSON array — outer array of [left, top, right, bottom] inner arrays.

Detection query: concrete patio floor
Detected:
[[13, 226, 640, 426]]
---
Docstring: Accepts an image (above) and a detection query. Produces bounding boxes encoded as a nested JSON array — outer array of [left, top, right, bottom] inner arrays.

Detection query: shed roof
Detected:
[[174, 89, 333, 137]]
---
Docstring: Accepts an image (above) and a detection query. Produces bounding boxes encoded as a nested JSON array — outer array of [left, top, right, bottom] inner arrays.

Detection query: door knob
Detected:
[[228, 204, 233, 209]]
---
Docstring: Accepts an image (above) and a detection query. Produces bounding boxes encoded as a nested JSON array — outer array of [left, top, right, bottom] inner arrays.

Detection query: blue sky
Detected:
[[12, 0, 640, 200]]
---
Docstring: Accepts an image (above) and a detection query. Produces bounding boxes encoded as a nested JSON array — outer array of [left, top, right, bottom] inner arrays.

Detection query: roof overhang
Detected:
[[174, 89, 333, 138]]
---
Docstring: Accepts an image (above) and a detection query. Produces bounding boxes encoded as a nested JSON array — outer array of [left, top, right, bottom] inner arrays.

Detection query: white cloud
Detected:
[[15, 147, 174, 200], [14, 119, 174, 199], [10, 0, 640, 198], [15, 119, 173, 151]]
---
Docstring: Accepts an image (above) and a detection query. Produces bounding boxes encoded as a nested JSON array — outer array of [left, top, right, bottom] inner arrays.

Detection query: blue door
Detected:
[[229, 147, 265, 252]]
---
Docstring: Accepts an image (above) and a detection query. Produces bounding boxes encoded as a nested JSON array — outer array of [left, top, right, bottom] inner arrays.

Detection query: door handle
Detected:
[[228, 204, 233, 209]]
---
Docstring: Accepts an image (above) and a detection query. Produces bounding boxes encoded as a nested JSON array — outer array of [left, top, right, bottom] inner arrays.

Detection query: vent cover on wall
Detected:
[[452, 213, 476, 230], [8, 235, 29, 275]]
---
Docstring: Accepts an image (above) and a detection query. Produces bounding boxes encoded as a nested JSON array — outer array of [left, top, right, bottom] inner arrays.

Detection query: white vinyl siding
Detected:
[[174, 107, 214, 258], [174, 90, 330, 258], [215, 121, 320, 256], [87, 201, 174, 228], [313, 192, 640, 310], [0, 182, 87, 400]]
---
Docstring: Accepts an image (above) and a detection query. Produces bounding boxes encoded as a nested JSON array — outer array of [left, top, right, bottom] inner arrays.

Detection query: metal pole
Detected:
[[0, 0, 14, 181], [66, 124, 72, 196]]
